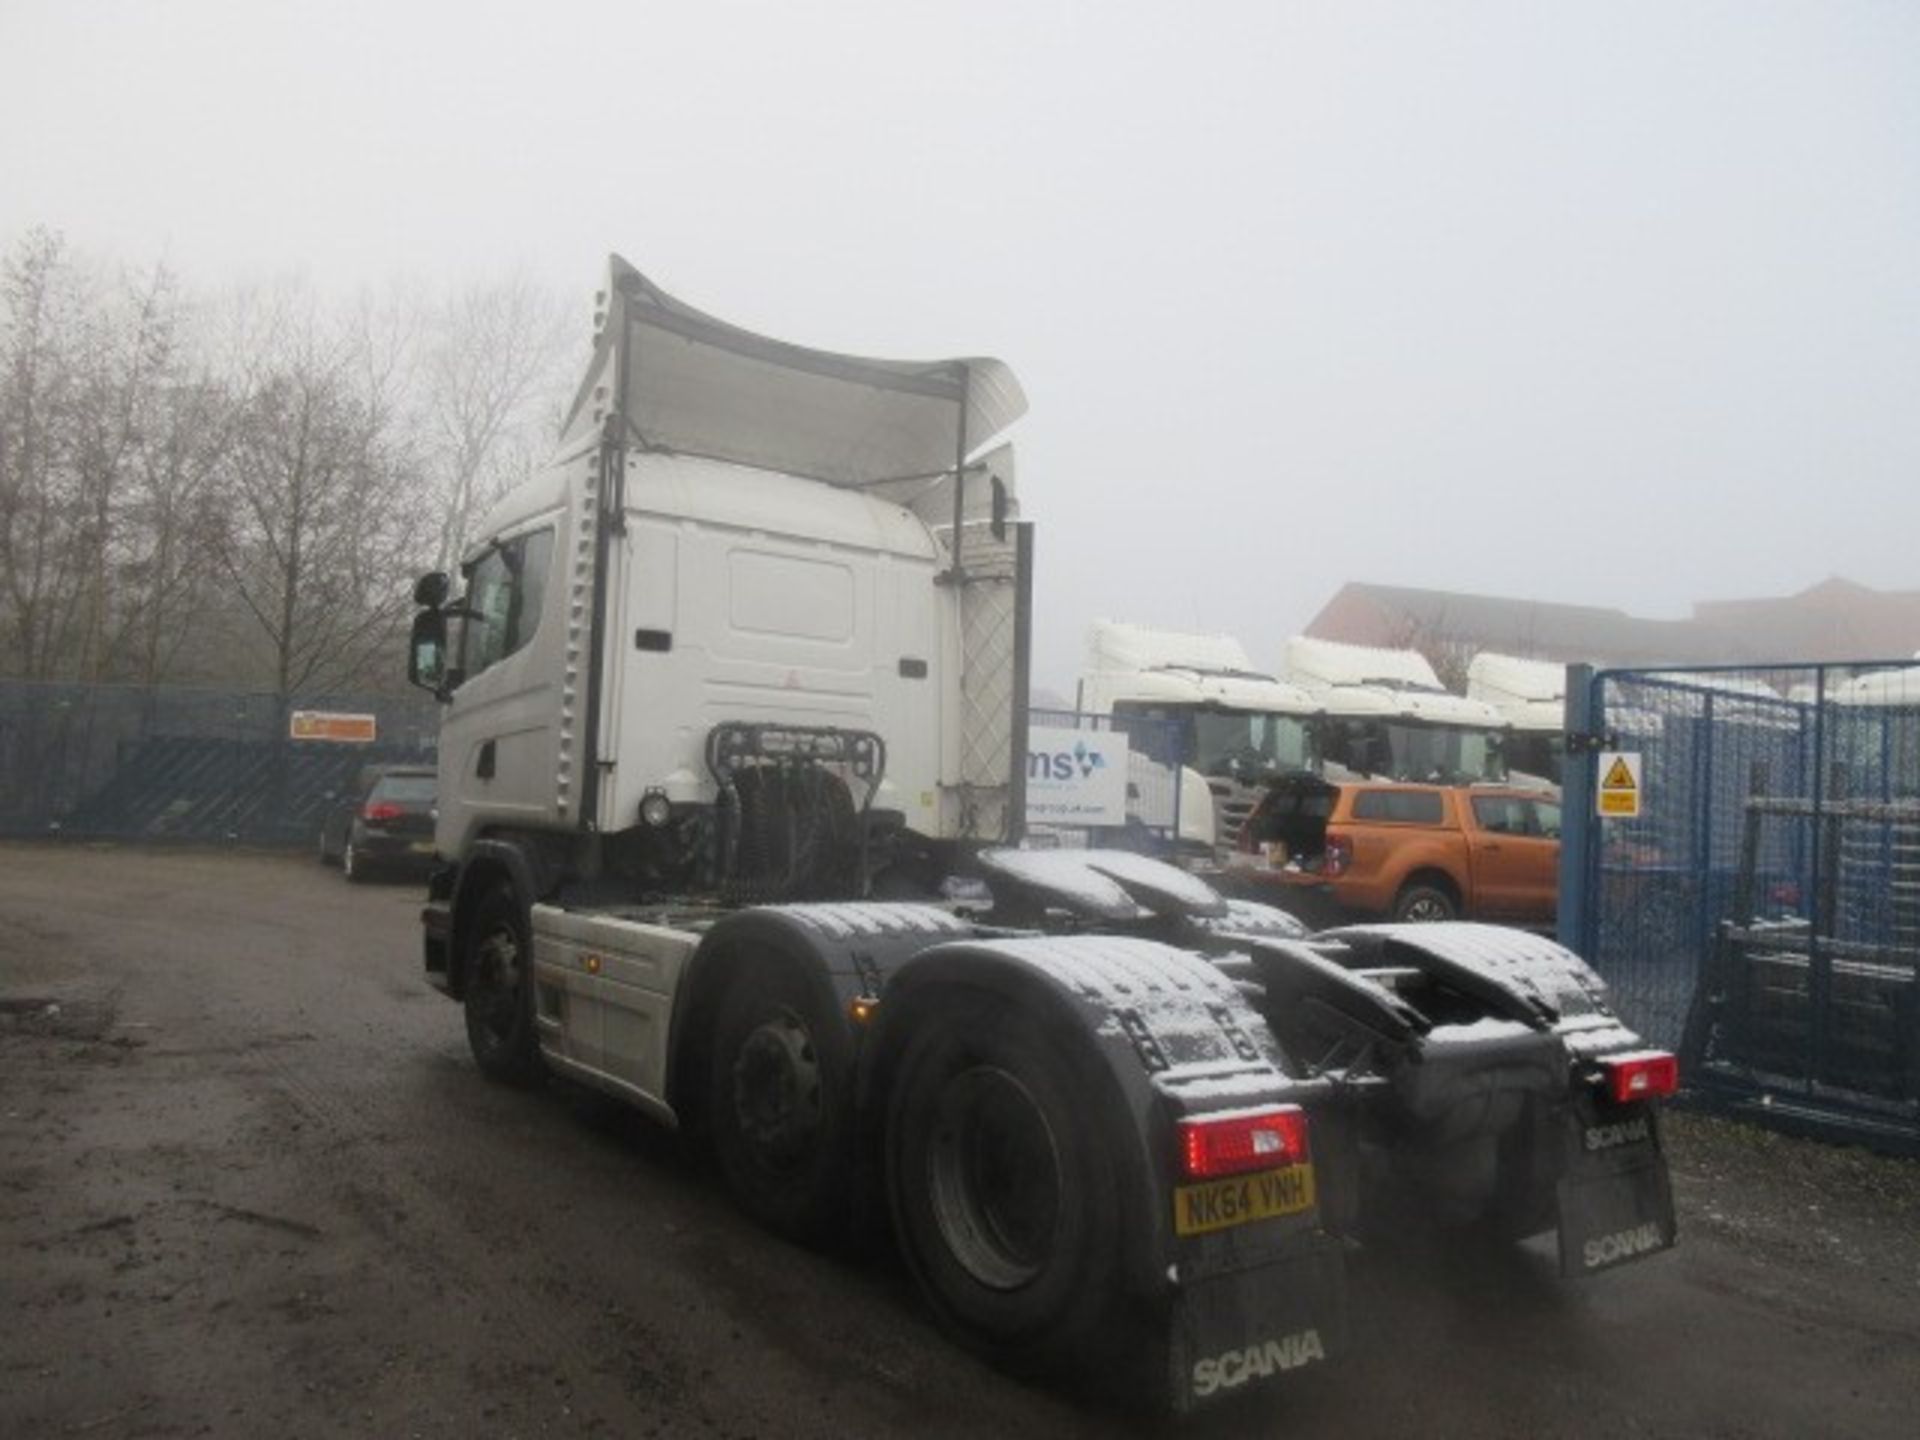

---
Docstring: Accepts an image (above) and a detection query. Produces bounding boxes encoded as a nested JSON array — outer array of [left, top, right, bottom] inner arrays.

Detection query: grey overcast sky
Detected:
[[3, 0, 1916, 692]]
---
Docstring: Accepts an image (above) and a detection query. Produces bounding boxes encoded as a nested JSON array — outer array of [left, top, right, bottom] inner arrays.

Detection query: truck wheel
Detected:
[[709, 959, 855, 1245], [1393, 882, 1457, 922], [463, 884, 544, 1085], [886, 997, 1124, 1372]]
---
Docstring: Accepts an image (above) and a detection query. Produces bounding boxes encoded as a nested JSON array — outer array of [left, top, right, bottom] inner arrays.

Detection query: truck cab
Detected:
[[1467, 651, 1568, 791], [410, 258, 1029, 901], [1284, 635, 1511, 785], [1078, 621, 1320, 860]]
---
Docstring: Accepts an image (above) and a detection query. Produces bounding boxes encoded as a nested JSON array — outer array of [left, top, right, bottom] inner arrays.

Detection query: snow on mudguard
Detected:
[[1169, 1238, 1348, 1414], [1556, 1094, 1677, 1277]]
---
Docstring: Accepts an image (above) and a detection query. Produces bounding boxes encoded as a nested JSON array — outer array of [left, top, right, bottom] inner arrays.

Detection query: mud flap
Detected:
[[1555, 1097, 1677, 1277], [1167, 1236, 1348, 1414]]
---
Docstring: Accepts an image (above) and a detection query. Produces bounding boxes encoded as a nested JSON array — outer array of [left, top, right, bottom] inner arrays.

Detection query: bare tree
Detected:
[[1, 234, 577, 696], [208, 282, 424, 698], [423, 269, 573, 572], [0, 228, 87, 679]]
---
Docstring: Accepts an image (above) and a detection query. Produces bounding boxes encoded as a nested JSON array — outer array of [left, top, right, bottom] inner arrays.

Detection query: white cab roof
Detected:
[[1833, 665, 1920, 707], [1467, 652, 1566, 733], [1284, 635, 1507, 727], [1087, 621, 1318, 715]]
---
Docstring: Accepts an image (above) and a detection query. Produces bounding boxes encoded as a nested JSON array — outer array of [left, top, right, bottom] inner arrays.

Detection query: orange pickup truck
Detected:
[[1229, 777, 1561, 926]]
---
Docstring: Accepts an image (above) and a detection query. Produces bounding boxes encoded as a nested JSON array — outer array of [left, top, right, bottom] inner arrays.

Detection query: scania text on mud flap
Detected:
[[403, 259, 1678, 1414]]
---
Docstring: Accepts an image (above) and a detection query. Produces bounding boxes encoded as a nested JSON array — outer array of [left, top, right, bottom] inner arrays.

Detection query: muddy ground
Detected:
[[1, 842, 1916, 1439]]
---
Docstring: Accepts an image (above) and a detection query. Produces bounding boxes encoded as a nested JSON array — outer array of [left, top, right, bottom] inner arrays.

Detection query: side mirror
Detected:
[[408, 610, 450, 698], [413, 571, 451, 608]]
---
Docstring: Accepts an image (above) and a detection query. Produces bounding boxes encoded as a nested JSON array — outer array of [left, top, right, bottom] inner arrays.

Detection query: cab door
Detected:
[[1513, 798, 1563, 922], [1465, 794, 1559, 921], [1463, 793, 1529, 918]]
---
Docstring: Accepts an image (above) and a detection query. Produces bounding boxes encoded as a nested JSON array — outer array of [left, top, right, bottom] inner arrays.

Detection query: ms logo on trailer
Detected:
[[1029, 738, 1109, 782], [1025, 726, 1129, 826]]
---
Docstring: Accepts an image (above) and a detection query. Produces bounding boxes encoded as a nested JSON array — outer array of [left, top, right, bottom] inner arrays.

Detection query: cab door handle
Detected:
[[477, 740, 496, 780]]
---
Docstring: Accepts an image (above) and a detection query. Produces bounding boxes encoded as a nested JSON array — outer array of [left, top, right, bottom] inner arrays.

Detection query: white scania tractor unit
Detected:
[[405, 258, 1679, 1413], [1077, 621, 1321, 859], [1467, 650, 1570, 790], [1284, 635, 1512, 784]]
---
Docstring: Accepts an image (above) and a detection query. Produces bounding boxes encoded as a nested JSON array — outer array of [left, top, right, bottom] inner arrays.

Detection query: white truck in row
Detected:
[[405, 257, 1679, 1413], [1283, 635, 1512, 785], [1076, 621, 1319, 859]]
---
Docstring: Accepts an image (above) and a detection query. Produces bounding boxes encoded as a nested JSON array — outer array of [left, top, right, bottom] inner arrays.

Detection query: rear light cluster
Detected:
[[1177, 1104, 1309, 1180], [1600, 1050, 1679, 1105], [1322, 834, 1352, 877], [361, 801, 405, 822]]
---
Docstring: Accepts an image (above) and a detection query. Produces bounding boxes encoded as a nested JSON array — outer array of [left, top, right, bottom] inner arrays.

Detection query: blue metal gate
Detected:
[[1560, 661, 1920, 1152]]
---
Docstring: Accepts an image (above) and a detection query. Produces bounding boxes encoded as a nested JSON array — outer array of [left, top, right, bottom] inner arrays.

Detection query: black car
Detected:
[[317, 765, 437, 882]]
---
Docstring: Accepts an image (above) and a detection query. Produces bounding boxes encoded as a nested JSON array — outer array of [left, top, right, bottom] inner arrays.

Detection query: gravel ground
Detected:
[[2, 841, 1916, 1439]]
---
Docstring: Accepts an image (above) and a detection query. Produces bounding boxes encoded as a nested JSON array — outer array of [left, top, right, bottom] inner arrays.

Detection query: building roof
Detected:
[[1307, 579, 1920, 669]]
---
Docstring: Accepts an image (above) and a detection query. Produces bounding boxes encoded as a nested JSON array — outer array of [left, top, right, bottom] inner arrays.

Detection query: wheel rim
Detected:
[[730, 1011, 822, 1169], [469, 924, 523, 1044], [926, 1065, 1062, 1291], [1403, 894, 1448, 922]]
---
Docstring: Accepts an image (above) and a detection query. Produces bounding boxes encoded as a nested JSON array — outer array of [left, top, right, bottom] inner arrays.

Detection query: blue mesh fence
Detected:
[[1573, 661, 1920, 1149], [0, 681, 440, 847]]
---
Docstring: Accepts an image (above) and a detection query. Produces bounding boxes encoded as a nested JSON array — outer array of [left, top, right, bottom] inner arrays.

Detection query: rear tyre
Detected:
[[1393, 882, 1457, 923], [343, 840, 367, 883], [886, 997, 1125, 1373], [462, 884, 544, 1085], [709, 957, 856, 1245]]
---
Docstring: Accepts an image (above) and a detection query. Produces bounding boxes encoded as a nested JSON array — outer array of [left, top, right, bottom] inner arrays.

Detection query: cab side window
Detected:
[[461, 528, 553, 680]]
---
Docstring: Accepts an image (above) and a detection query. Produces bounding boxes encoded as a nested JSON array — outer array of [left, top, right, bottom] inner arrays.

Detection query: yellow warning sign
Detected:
[[1596, 750, 1642, 819]]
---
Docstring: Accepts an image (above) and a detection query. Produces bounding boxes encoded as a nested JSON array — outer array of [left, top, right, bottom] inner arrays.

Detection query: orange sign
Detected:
[[290, 710, 378, 744]]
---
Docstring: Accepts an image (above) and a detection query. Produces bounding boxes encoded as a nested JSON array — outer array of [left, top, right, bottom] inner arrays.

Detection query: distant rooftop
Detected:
[[1307, 578, 1920, 668]]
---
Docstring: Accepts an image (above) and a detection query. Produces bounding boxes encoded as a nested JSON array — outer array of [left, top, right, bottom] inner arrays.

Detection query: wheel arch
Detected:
[[446, 835, 562, 998], [1397, 865, 1463, 910], [860, 942, 1184, 1301], [666, 910, 853, 1135]]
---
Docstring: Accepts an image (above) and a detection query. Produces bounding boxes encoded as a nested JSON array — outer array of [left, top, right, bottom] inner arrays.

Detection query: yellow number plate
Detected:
[[1174, 1163, 1316, 1237]]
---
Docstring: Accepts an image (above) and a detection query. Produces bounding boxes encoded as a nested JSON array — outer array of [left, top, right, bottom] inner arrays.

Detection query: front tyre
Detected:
[[709, 958, 856, 1245], [886, 998, 1125, 1373], [462, 884, 544, 1085]]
